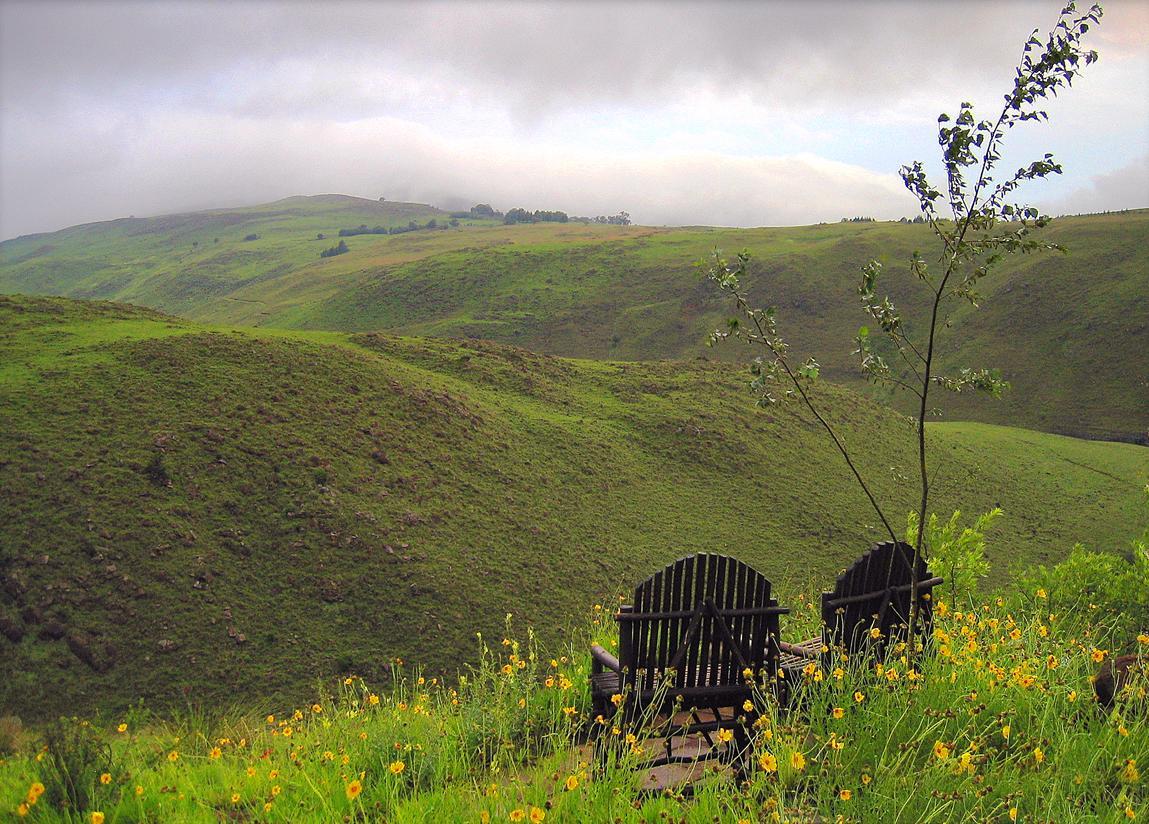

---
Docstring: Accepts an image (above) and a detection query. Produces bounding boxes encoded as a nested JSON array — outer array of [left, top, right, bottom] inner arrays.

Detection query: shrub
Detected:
[[320, 239, 349, 259]]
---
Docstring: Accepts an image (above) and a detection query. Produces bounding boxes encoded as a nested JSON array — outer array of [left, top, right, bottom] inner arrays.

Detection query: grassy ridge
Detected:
[[2, 200, 1145, 440], [1, 295, 1145, 719]]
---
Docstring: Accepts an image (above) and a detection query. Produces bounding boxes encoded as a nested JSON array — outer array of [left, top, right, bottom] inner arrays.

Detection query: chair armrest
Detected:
[[590, 644, 621, 674], [778, 640, 820, 659]]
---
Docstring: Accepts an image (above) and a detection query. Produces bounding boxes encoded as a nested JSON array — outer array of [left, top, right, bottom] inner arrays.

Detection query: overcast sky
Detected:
[[1, 0, 1146, 239]]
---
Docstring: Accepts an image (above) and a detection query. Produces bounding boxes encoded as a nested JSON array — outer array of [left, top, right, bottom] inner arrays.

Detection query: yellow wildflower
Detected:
[[933, 741, 951, 761], [1120, 759, 1140, 783], [91, 814, 105, 824], [530, 808, 545, 823], [717, 728, 734, 744], [565, 774, 579, 791], [839, 789, 852, 801], [758, 752, 777, 772], [390, 760, 405, 775], [346, 780, 362, 799], [790, 751, 806, 771], [99, 772, 112, 785], [832, 707, 844, 719]]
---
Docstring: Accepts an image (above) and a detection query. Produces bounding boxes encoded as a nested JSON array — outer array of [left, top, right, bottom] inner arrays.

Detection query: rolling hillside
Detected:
[[1, 295, 1145, 719], [2, 198, 1145, 442]]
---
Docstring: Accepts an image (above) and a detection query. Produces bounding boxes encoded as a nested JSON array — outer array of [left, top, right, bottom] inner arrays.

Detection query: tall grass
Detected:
[[3, 590, 1146, 822]]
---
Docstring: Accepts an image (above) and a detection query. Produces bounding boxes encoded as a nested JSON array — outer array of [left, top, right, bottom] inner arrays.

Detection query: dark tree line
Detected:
[[503, 208, 570, 224], [337, 218, 452, 237], [569, 212, 631, 226], [319, 239, 349, 258]]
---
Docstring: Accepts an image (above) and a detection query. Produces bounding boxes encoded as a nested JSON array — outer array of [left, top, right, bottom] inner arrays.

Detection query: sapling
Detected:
[[706, 3, 1102, 636]]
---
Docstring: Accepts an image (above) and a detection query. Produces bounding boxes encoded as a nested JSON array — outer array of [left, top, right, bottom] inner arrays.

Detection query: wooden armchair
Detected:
[[779, 540, 943, 675], [590, 553, 788, 773]]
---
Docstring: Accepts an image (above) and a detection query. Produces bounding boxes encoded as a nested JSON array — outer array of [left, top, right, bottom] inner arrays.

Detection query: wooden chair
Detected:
[[779, 540, 943, 675], [590, 553, 788, 775]]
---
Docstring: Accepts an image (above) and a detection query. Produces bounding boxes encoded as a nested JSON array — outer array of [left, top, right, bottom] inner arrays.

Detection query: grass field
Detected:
[[1, 587, 1147, 822], [2, 295, 1145, 721], [2, 198, 1145, 441]]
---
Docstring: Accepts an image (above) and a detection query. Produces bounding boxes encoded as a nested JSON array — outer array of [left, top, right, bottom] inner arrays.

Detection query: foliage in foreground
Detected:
[[3, 571, 1148, 824]]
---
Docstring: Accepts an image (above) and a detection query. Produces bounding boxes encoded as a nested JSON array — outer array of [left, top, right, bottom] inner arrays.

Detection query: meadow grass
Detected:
[[3, 589, 1147, 823], [2, 295, 1145, 722]]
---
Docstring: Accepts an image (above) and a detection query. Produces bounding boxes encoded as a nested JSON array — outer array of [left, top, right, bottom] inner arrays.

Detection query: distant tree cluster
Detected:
[[337, 219, 447, 238], [319, 239, 349, 258], [898, 216, 928, 224], [839, 216, 875, 223], [503, 208, 569, 225], [469, 203, 502, 219], [583, 212, 631, 226]]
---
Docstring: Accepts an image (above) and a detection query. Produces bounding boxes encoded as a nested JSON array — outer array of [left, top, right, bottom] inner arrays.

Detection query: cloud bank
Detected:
[[1, 0, 1145, 238]]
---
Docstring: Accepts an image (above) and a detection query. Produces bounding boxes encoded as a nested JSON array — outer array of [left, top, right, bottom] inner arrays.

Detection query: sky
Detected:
[[1, 0, 1146, 240]]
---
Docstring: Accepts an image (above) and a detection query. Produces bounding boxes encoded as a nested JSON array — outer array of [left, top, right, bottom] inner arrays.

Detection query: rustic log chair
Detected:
[[778, 540, 943, 677], [589, 553, 788, 775]]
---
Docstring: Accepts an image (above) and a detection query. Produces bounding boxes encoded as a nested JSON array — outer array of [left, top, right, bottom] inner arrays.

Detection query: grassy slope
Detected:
[[2, 201, 1145, 440], [1, 296, 1145, 719]]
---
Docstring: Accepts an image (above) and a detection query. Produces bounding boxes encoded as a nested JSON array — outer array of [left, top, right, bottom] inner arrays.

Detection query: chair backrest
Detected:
[[616, 554, 784, 708], [821, 540, 937, 654]]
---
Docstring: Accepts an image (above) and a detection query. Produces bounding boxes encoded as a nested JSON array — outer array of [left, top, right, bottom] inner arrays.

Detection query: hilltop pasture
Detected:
[[3, 199, 1145, 441]]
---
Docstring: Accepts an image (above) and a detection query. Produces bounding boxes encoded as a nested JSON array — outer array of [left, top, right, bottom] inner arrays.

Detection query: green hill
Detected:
[[1, 295, 1145, 719], [2, 199, 1145, 441]]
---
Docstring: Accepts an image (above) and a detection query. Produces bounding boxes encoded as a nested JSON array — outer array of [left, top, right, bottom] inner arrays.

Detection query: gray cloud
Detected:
[[1051, 154, 1149, 215], [1, 0, 1145, 238], [0, 1, 1067, 118]]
